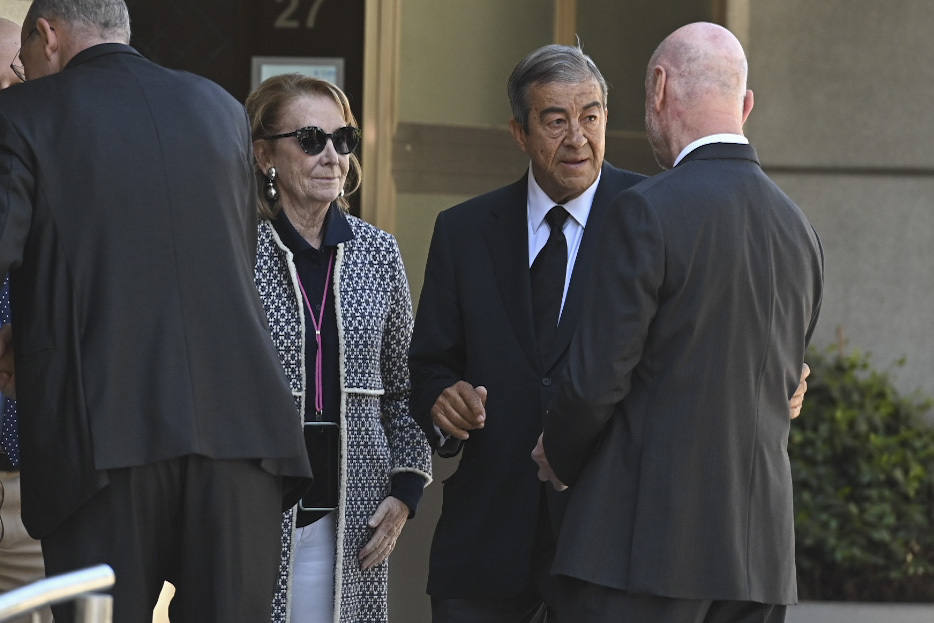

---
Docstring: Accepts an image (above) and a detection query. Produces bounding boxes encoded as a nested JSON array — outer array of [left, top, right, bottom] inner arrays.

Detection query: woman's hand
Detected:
[[359, 496, 409, 570], [0, 324, 15, 398]]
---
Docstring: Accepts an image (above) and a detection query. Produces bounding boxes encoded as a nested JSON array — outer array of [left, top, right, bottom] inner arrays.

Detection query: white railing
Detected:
[[0, 564, 114, 623]]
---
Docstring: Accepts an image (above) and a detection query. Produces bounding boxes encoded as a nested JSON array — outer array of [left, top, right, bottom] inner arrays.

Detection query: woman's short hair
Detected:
[[246, 73, 362, 218]]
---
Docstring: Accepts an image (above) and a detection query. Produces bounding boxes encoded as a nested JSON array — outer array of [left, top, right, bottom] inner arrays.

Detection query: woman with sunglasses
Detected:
[[246, 74, 432, 623]]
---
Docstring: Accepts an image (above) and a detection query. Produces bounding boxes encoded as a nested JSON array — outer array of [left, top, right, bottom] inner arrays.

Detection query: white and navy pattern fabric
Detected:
[[255, 215, 432, 623], [0, 275, 18, 468]]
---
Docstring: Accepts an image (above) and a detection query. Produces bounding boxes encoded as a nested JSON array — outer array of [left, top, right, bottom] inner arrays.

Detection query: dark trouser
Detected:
[[553, 575, 787, 623], [432, 485, 559, 623], [41, 455, 283, 623], [431, 594, 548, 623]]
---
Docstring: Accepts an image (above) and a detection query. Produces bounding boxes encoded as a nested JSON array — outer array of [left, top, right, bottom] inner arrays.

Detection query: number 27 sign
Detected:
[[274, 0, 327, 29]]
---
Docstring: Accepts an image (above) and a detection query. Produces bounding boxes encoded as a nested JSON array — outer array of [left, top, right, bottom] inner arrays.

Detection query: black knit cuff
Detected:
[[390, 471, 426, 518]]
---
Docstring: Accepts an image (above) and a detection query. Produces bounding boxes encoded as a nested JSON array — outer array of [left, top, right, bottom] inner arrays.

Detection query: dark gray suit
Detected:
[[0, 44, 311, 622], [410, 163, 644, 614], [544, 143, 823, 618]]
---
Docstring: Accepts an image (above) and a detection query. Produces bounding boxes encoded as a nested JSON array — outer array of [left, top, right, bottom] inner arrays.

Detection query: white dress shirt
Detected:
[[526, 166, 602, 319], [673, 133, 749, 167]]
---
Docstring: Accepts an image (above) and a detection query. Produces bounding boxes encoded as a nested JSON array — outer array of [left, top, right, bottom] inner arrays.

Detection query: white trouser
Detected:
[[290, 511, 337, 623], [0, 471, 52, 623]]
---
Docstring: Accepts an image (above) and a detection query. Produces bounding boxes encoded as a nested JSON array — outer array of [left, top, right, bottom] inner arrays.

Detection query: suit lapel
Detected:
[[482, 176, 540, 371], [544, 166, 619, 372]]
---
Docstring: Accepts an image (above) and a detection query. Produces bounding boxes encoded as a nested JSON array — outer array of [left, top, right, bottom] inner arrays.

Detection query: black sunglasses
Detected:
[[262, 125, 360, 156]]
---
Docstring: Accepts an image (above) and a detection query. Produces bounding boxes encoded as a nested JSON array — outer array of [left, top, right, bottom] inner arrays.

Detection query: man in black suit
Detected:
[[535, 22, 824, 623], [409, 44, 646, 622], [0, 1, 311, 621]]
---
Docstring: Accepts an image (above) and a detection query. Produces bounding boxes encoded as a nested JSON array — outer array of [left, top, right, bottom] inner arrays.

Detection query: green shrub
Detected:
[[791, 344, 934, 601]]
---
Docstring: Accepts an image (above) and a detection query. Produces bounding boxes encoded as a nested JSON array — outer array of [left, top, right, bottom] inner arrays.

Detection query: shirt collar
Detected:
[[272, 203, 354, 254], [673, 133, 749, 167], [527, 165, 602, 234]]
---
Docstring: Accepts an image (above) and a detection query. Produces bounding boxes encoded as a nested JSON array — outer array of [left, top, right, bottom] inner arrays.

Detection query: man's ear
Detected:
[[35, 17, 58, 63], [741, 89, 754, 125], [651, 66, 666, 113], [508, 118, 528, 154]]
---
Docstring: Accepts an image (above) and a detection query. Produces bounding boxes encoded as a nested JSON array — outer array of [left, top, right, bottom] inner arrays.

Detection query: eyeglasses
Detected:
[[262, 125, 360, 156], [10, 48, 25, 83], [10, 27, 39, 83], [10, 53, 24, 82]]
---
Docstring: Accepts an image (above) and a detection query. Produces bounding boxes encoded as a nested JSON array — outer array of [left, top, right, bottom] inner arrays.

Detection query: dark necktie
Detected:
[[531, 206, 569, 356]]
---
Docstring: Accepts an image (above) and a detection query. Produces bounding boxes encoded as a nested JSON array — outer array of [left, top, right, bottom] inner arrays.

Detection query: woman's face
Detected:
[[260, 94, 350, 212]]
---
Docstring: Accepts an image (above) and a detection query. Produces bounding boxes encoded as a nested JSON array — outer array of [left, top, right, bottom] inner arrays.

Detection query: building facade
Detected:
[[1, 1, 931, 620]]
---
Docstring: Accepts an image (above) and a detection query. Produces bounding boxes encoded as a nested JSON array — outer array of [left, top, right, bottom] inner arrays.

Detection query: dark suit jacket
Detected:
[[409, 162, 645, 598], [0, 44, 311, 537], [544, 143, 823, 605]]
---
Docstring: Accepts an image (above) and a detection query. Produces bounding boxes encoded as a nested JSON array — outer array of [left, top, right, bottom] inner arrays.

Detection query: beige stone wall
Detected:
[[577, 0, 714, 134], [745, 0, 934, 397], [747, 1, 934, 169], [398, 0, 552, 128], [0, 0, 27, 24]]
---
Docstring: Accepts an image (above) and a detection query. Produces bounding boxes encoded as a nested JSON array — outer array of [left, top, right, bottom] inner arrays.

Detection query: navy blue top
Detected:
[[0, 274, 18, 470], [273, 207, 423, 526]]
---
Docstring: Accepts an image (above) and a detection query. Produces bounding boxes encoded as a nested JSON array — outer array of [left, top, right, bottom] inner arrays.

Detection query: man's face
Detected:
[[511, 78, 606, 204]]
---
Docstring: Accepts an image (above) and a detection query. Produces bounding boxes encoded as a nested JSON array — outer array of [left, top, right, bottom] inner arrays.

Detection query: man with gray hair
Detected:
[[409, 43, 645, 622], [537, 22, 823, 622], [0, 1, 312, 621]]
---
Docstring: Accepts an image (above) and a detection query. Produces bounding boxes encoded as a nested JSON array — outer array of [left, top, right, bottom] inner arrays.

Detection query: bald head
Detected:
[[649, 22, 748, 106], [0, 18, 21, 89], [644, 22, 754, 169]]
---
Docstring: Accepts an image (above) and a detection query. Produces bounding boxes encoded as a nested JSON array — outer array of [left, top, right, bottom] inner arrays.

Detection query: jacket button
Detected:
[[542, 377, 552, 386]]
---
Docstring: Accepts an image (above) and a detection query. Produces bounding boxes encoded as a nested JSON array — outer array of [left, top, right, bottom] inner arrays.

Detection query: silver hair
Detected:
[[506, 43, 608, 132], [25, 0, 130, 43]]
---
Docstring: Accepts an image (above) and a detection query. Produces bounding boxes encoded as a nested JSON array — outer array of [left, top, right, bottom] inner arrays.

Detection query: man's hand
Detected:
[[359, 496, 409, 570], [789, 362, 810, 420], [0, 324, 14, 398], [531, 433, 567, 492], [431, 381, 488, 440]]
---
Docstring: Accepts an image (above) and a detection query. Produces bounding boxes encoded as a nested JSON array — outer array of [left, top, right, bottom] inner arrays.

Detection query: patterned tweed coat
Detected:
[[254, 215, 433, 623]]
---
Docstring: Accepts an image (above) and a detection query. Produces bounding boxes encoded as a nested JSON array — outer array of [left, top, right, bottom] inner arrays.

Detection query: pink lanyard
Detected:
[[295, 250, 335, 420]]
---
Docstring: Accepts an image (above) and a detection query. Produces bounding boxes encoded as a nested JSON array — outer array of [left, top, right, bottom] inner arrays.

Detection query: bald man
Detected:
[[0, 17, 19, 88], [536, 22, 823, 623]]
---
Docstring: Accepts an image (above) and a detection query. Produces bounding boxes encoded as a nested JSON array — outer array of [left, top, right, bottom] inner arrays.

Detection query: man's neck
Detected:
[[60, 32, 121, 69], [672, 133, 748, 167]]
